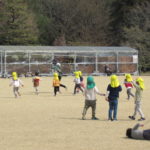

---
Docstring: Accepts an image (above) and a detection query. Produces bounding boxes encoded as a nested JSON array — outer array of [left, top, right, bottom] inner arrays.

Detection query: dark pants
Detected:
[[108, 100, 118, 120], [143, 130, 150, 140], [127, 88, 134, 99], [54, 86, 59, 96], [58, 75, 67, 89], [60, 84, 67, 89], [82, 100, 96, 118], [74, 84, 83, 94]]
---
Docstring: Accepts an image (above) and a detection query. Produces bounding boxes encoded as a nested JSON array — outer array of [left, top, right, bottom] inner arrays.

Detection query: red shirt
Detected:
[[33, 77, 40, 87], [124, 82, 133, 88]]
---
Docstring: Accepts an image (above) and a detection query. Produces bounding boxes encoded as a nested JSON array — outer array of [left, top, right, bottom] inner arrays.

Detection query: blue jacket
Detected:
[[107, 84, 122, 101]]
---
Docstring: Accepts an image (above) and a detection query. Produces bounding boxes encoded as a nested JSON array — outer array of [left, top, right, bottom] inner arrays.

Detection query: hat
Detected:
[[110, 75, 120, 88], [53, 72, 59, 80], [56, 63, 61, 67], [12, 72, 18, 80], [87, 76, 95, 89], [136, 77, 144, 90], [74, 71, 80, 78], [125, 74, 133, 82], [78, 71, 82, 76]]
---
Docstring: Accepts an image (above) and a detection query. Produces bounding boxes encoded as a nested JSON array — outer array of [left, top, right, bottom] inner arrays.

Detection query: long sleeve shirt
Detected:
[[132, 82, 143, 102], [106, 84, 122, 101], [10, 79, 23, 87], [131, 123, 144, 139], [84, 86, 101, 101]]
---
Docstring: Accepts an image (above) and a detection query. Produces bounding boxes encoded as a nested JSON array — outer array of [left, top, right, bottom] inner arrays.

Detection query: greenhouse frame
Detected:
[[0, 46, 138, 76]]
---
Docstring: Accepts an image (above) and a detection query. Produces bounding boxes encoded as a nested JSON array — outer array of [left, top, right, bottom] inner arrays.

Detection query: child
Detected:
[[76, 71, 85, 93], [126, 123, 150, 140], [53, 72, 60, 96], [82, 76, 105, 120], [32, 71, 41, 95], [129, 77, 146, 121], [124, 74, 134, 100], [53, 62, 67, 90], [105, 75, 122, 121], [73, 71, 83, 94], [9, 72, 24, 98], [79, 71, 85, 89]]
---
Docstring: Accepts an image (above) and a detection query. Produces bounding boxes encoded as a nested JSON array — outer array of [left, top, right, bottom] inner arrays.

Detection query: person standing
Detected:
[[129, 77, 146, 121], [82, 76, 105, 120], [105, 75, 122, 121], [32, 71, 41, 95]]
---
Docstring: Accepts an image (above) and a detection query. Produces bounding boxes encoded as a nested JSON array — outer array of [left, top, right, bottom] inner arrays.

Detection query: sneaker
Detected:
[[138, 117, 146, 121], [82, 116, 86, 120], [113, 118, 117, 121], [91, 117, 99, 120], [108, 118, 113, 121], [129, 116, 135, 120]]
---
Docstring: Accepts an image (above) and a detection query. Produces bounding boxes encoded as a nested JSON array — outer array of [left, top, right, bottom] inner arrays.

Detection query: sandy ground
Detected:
[[0, 76, 149, 150]]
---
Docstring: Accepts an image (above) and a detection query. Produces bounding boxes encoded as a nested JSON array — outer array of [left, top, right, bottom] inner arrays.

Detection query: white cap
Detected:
[[57, 63, 61, 66]]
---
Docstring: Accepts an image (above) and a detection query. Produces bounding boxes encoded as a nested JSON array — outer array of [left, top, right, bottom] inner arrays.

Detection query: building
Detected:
[[0, 46, 138, 76]]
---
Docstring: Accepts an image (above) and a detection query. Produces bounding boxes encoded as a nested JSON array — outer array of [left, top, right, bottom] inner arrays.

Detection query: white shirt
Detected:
[[10, 79, 23, 87], [84, 86, 101, 101], [74, 78, 81, 84]]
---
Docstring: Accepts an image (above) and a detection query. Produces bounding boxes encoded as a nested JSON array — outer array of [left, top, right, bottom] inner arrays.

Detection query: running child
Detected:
[[124, 74, 134, 100], [32, 71, 41, 95], [105, 75, 122, 121], [73, 71, 83, 95], [53, 72, 60, 96], [82, 76, 105, 120], [53, 62, 67, 90], [9, 72, 24, 98], [76, 71, 85, 93], [129, 77, 146, 121]]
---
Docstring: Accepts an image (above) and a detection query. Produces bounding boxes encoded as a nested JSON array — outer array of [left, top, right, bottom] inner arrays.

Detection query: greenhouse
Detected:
[[0, 46, 138, 76]]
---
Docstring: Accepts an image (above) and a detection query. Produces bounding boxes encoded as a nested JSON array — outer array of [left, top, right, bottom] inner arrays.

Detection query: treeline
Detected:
[[0, 0, 150, 71]]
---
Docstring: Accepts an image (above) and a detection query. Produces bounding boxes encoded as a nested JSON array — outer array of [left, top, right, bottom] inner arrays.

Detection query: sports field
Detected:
[[0, 76, 149, 150]]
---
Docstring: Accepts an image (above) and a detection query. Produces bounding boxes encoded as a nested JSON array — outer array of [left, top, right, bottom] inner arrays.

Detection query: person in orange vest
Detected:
[[53, 72, 60, 96], [32, 72, 41, 95]]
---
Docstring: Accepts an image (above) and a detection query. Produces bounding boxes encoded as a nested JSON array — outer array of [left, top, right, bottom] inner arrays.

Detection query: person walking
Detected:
[[124, 74, 134, 100], [105, 75, 122, 121], [129, 77, 146, 121]]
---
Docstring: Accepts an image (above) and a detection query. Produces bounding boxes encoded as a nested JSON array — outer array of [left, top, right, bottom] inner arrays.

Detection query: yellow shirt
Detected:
[[53, 79, 60, 87]]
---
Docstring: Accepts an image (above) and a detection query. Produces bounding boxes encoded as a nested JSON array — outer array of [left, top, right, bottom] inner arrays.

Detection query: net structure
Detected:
[[0, 46, 138, 76]]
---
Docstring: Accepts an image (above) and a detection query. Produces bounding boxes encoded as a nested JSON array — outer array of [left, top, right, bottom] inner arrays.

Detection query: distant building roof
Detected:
[[0, 46, 137, 53]]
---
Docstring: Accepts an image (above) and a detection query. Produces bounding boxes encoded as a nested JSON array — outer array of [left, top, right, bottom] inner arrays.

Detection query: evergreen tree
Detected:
[[109, 0, 150, 71], [0, 0, 38, 45]]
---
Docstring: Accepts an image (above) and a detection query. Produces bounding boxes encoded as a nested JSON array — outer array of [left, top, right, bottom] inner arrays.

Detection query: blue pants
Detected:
[[108, 100, 118, 120]]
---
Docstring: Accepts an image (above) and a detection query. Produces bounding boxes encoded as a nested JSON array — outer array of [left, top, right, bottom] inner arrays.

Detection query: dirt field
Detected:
[[0, 76, 149, 150]]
